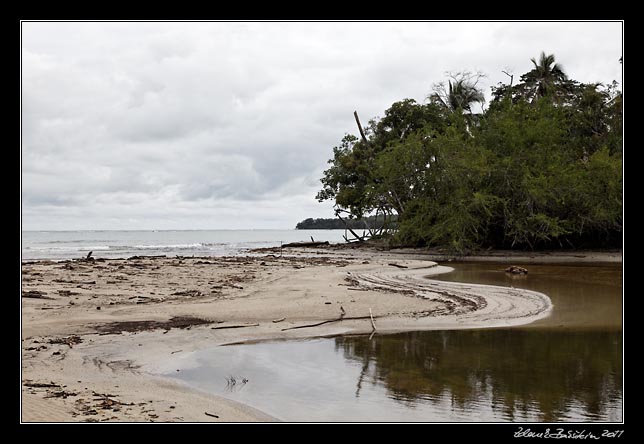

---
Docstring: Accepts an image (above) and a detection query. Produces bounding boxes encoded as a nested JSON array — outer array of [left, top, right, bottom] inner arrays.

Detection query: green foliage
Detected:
[[295, 214, 398, 230], [316, 100, 448, 218], [317, 53, 622, 252], [521, 51, 569, 100], [429, 72, 486, 113]]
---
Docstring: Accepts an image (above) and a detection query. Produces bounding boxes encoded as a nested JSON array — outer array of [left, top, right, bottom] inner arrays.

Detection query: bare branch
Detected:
[[353, 111, 369, 144], [501, 69, 514, 87]]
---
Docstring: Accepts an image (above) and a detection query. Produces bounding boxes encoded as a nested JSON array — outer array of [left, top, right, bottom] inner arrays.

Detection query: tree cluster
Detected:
[[317, 53, 622, 252], [295, 215, 397, 230]]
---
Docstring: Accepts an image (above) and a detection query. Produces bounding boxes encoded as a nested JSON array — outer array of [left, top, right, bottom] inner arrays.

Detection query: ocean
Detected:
[[21, 229, 350, 261]]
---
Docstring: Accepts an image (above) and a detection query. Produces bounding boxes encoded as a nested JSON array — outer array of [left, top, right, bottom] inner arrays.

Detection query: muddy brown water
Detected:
[[166, 262, 623, 422], [432, 262, 622, 331]]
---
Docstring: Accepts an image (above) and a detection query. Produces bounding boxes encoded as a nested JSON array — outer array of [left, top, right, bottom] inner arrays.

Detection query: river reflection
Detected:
[[336, 329, 622, 422]]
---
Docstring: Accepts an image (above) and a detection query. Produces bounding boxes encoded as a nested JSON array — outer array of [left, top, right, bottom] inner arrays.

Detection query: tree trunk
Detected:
[[337, 213, 365, 242], [354, 111, 369, 144]]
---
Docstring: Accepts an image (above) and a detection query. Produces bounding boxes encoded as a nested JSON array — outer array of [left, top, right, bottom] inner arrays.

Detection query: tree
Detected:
[[390, 125, 500, 251], [317, 55, 622, 252], [367, 98, 447, 144], [522, 52, 569, 101], [566, 82, 621, 159], [429, 72, 486, 114], [317, 100, 448, 221]]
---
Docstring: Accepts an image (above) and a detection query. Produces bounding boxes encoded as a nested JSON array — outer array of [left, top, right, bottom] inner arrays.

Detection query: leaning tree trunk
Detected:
[[354, 111, 369, 145]]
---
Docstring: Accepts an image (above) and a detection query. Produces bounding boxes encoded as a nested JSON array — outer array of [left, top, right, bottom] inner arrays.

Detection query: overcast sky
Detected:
[[21, 21, 623, 230]]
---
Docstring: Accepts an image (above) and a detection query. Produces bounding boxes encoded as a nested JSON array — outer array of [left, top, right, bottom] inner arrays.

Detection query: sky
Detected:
[[21, 21, 623, 230]]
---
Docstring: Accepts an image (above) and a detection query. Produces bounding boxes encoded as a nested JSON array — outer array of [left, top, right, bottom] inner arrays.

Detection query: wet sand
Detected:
[[21, 248, 616, 422]]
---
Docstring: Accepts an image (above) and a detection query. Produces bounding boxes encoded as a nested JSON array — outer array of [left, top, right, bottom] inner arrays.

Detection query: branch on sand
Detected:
[[210, 323, 260, 330], [281, 315, 376, 331]]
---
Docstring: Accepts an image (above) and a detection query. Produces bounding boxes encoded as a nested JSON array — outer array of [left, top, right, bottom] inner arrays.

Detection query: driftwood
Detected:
[[505, 265, 528, 275], [281, 315, 373, 331], [52, 279, 96, 285], [127, 255, 167, 260], [388, 263, 408, 269], [205, 412, 219, 418], [24, 381, 61, 388], [171, 289, 203, 297], [272, 317, 286, 323], [22, 290, 53, 299], [44, 390, 78, 399], [49, 335, 83, 347], [281, 241, 329, 248], [210, 323, 260, 330], [369, 308, 377, 332]]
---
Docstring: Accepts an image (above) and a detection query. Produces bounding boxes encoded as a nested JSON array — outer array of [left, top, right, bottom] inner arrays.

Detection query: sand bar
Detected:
[[22, 248, 596, 422]]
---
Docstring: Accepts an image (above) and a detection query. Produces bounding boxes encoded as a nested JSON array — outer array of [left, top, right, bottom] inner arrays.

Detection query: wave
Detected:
[[24, 245, 111, 251], [45, 239, 112, 244], [24, 243, 214, 252], [131, 243, 204, 250]]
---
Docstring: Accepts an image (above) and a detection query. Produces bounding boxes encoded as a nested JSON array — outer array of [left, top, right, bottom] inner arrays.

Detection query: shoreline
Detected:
[[21, 249, 617, 422], [22, 246, 622, 265], [323, 246, 622, 264]]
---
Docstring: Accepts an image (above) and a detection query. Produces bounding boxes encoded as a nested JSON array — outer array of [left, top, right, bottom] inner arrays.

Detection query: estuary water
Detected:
[[167, 262, 622, 422]]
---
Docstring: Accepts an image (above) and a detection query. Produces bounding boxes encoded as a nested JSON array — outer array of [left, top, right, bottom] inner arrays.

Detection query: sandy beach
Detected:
[[21, 247, 619, 422]]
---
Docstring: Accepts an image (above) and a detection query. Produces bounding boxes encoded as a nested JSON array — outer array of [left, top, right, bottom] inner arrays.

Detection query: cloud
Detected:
[[21, 21, 622, 230]]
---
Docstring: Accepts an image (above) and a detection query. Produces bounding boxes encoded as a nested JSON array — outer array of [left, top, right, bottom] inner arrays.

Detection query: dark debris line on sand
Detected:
[[94, 316, 214, 335], [22, 290, 54, 299], [49, 335, 83, 347]]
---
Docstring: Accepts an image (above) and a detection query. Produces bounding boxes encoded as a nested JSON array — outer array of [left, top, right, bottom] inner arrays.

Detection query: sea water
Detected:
[[21, 229, 349, 260]]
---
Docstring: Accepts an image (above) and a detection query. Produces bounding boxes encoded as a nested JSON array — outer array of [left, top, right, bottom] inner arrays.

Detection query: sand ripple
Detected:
[[349, 265, 553, 328]]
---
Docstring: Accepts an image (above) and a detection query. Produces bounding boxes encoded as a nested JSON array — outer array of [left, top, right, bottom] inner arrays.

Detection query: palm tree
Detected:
[[522, 52, 568, 100], [430, 75, 485, 114]]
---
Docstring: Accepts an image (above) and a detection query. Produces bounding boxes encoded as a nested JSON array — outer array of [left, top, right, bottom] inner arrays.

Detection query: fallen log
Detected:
[[281, 241, 329, 248], [127, 255, 167, 260]]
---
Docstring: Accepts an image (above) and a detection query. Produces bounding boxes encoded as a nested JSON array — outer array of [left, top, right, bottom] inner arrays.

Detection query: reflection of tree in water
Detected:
[[335, 329, 622, 421]]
